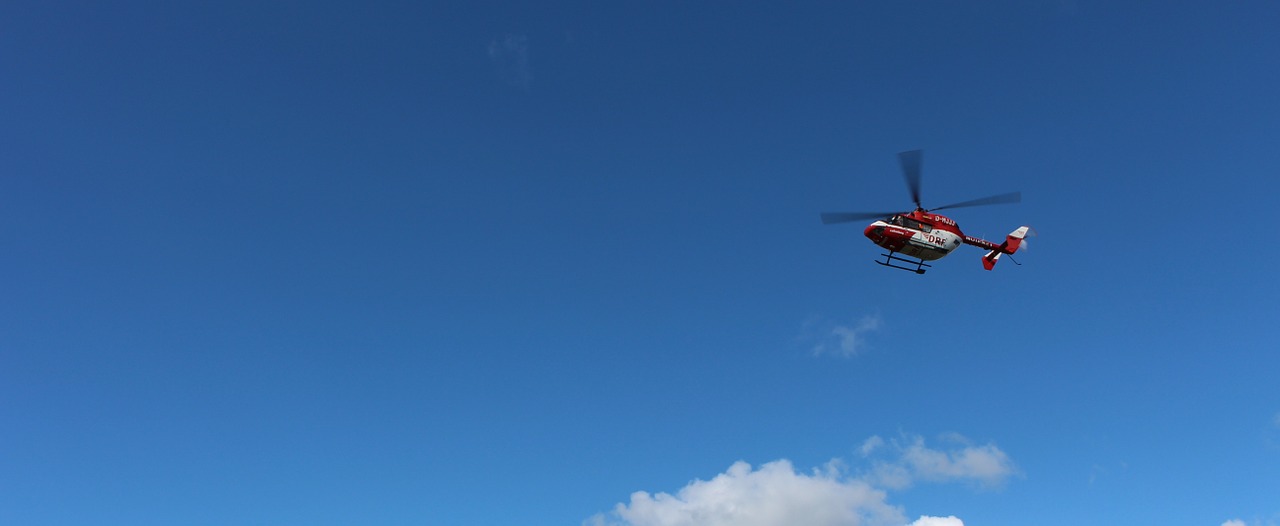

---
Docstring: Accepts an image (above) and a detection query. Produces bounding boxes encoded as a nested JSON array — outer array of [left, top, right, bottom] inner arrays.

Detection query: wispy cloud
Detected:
[[802, 314, 883, 358], [488, 33, 531, 89], [1222, 515, 1280, 526], [586, 433, 1013, 526], [859, 436, 885, 456], [1087, 464, 1105, 485], [862, 434, 1019, 490]]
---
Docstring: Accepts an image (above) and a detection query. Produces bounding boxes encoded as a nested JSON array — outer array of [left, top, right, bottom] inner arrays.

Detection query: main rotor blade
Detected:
[[898, 150, 923, 209], [928, 191, 1021, 212], [820, 211, 898, 224]]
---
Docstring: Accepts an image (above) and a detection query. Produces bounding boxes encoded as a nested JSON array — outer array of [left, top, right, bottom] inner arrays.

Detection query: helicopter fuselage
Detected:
[[862, 210, 965, 261]]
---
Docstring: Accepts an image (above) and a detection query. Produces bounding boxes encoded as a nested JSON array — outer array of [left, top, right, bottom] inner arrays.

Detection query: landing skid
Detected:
[[876, 252, 931, 274]]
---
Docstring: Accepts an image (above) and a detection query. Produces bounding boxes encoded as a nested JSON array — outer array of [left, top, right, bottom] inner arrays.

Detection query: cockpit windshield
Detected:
[[885, 215, 932, 232]]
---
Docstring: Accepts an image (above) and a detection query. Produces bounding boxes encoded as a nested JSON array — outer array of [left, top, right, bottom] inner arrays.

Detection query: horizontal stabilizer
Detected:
[[981, 225, 1033, 270]]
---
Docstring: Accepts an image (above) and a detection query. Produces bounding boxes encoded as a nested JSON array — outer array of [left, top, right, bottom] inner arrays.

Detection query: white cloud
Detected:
[[910, 517, 964, 526], [587, 460, 905, 526], [804, 314, 883, 357], [863, 434, 1018, 490], [1222, 520, 1247, 526], [587, 434, 1015, 526]]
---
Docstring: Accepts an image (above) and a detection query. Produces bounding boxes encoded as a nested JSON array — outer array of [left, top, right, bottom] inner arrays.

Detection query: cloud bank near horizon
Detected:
[[586, 434, 1015, 526]]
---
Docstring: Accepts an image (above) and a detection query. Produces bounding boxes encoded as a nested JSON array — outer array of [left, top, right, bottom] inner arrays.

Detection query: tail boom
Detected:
[[964, 226, 1032, 270]]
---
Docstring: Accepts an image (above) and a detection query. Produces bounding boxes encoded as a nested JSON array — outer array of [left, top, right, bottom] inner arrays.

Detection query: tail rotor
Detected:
[[982, 226, 1034, 270]]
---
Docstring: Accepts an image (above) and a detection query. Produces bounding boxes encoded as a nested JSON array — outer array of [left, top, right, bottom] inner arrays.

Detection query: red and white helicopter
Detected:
[[820, 150, 1032, 274]]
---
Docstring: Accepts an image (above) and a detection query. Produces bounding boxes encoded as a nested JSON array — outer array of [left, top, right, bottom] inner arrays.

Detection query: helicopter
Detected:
[[820, 150, 1032, 274]]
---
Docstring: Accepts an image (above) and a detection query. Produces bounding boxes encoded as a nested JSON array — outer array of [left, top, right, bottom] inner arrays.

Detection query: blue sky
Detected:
[[2, 1, 1278, 525]]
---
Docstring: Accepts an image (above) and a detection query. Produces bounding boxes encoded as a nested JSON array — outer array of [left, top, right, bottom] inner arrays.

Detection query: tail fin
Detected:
[[982, 226, 1032, 270]]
